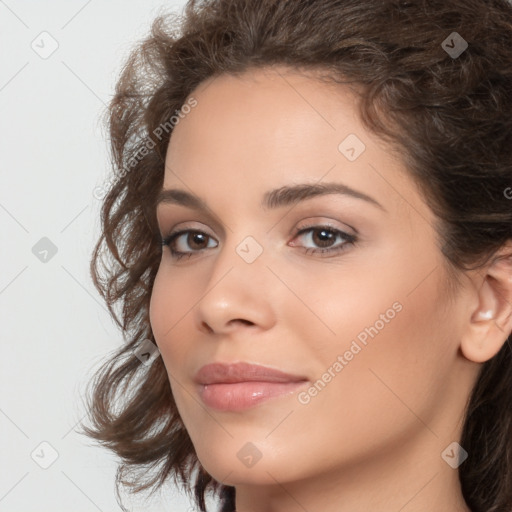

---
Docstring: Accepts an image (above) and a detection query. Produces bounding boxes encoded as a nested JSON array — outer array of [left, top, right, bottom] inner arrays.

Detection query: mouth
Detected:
[[194, 362, 309, 411]]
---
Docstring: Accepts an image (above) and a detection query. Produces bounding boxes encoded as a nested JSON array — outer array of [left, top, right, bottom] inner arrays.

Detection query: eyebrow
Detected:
[[155, 182, 386, 213]]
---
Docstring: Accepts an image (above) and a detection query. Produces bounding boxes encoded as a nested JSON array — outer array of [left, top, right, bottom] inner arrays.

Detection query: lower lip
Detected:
[[198, 381, 308, 411]]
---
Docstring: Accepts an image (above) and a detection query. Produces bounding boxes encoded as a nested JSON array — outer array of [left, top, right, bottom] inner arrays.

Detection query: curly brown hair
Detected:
[[82, 1, 512, 511]]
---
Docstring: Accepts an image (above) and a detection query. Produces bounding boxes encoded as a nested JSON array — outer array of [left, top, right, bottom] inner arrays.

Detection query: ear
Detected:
[[460, 242, 512, 363]]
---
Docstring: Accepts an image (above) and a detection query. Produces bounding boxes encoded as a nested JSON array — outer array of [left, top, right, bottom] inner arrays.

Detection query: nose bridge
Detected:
[[194, 228, 273, 332], [208, 230, 269, 296]]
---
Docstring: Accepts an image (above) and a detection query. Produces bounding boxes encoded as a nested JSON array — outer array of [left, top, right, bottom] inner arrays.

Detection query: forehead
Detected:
[[166, 66, 363, 165], [162, 66, 428, 226]]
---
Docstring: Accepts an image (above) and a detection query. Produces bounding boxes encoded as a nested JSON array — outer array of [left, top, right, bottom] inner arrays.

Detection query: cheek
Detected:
[[289, 244, 455, 430], [149, 267, 202, 420], [149, 265, 198, 367], [301, 235, 451, 365]]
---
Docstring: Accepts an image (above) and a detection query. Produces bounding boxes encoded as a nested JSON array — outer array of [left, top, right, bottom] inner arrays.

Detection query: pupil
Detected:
[[314, 229, 334, 247], [190, 233, 207, 248]]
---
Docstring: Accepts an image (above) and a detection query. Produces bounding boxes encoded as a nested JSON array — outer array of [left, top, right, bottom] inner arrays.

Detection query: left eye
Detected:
[[160, 225, 357, 260], [290, 226, 357, 256]]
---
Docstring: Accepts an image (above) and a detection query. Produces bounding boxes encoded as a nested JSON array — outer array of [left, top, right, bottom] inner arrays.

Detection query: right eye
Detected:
[[161, 229, 219, 260]]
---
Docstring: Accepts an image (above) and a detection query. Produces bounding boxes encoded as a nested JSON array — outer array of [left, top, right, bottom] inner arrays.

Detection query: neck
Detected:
[[233, 428, 471, 512]]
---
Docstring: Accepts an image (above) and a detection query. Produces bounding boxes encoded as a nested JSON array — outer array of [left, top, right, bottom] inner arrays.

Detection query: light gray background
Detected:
[[0, 1, 212, 510]]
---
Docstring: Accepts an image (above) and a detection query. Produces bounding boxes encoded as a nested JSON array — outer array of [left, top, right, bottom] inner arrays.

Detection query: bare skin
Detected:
[[149, 66, 512, 512]]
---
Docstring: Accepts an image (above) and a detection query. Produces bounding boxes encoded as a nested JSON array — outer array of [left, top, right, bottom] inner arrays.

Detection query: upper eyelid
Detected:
[[166, 223, 216, 239], [160, 214, 357, 236], [164, 223, 353, 240]]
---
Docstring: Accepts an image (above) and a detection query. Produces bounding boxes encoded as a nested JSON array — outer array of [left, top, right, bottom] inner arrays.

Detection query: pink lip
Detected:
[[194, 362, 308, 411]]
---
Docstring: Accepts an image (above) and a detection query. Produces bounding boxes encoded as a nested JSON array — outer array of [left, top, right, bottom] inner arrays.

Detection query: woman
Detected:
[[83, 1, 512, 511]]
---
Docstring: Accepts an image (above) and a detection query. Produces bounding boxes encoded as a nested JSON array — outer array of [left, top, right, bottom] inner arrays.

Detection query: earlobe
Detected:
[[474, 309, 494, 321], [460, 245, 512, 364]]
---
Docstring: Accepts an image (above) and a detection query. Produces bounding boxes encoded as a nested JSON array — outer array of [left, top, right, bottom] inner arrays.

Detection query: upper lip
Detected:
[[194, 362, 307, 385]]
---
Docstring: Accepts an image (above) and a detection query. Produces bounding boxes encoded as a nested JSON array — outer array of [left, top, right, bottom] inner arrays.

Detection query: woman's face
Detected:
[[149, 67, 477, 490]]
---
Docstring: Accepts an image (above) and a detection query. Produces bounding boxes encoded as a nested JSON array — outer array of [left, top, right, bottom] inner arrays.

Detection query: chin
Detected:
[[195, 445, 294, 486]]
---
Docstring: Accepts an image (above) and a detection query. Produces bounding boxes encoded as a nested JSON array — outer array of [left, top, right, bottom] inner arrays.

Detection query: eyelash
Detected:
[[160, 224, 357, 261]]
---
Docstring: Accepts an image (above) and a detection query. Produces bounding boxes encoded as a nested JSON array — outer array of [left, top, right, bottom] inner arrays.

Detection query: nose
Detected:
[[193, 237, 276, 336]]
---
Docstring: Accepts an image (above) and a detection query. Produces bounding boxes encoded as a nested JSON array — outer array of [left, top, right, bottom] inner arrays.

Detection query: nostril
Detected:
[[232, 319, 254, 327]]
